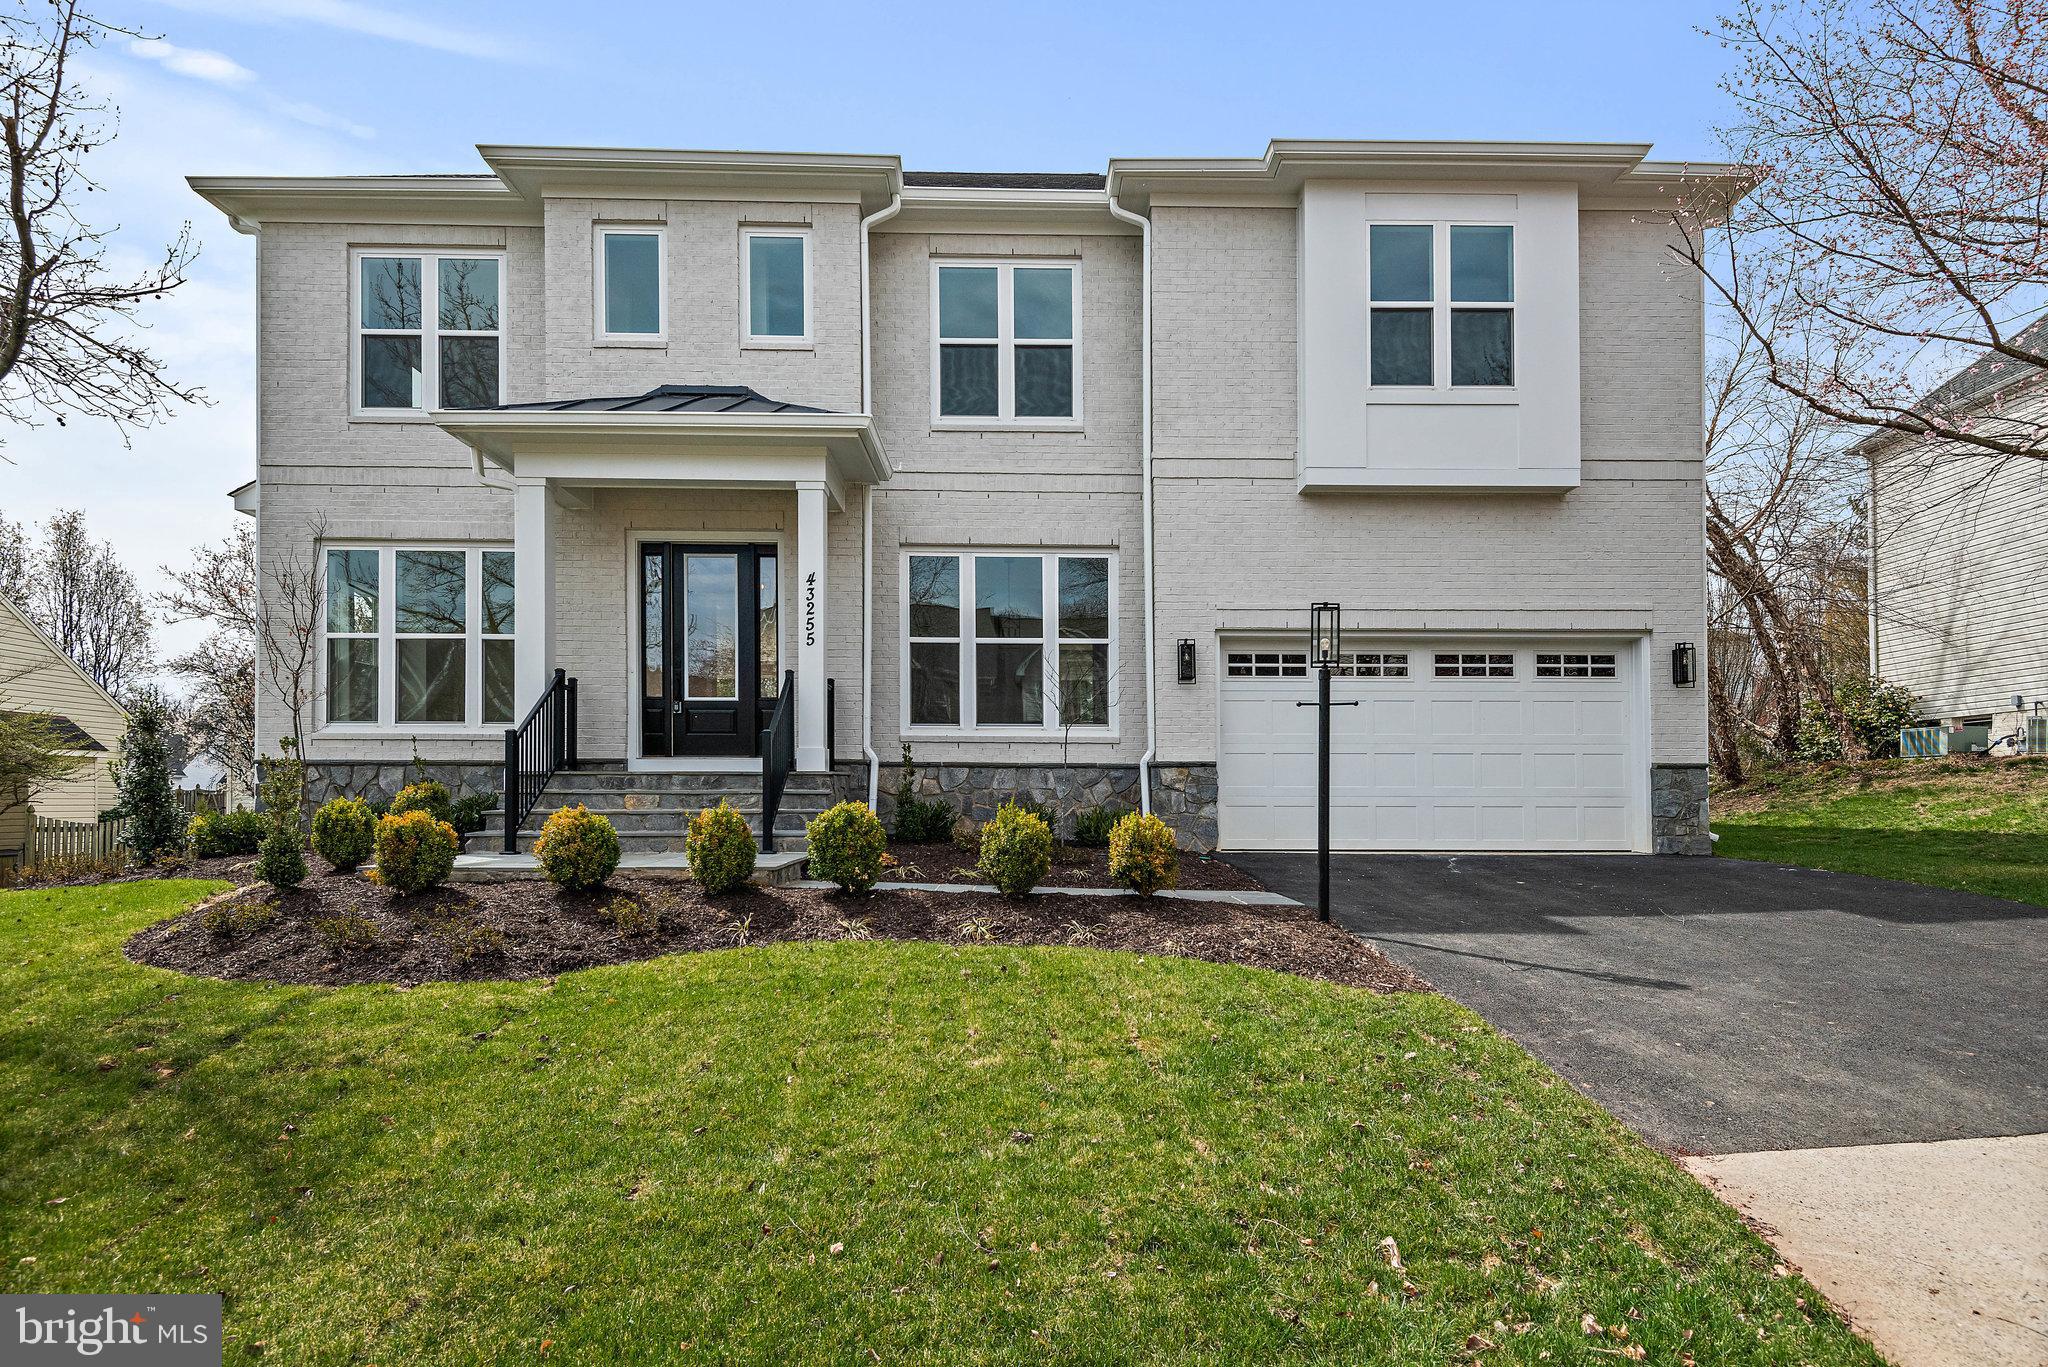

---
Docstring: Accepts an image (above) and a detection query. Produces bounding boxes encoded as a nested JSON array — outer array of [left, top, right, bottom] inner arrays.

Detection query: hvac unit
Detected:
[[1899, 724, 1993, 757], [2029, 716, 2048, 756]]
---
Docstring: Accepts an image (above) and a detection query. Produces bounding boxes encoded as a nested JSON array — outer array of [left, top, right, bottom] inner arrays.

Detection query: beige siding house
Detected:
[[191, 140, 1737, 856], [0, 595, 128, 855]]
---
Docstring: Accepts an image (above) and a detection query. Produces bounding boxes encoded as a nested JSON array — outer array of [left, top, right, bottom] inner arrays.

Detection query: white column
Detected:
[[794, 480, 830, 772], [512, 476, 557, 715]]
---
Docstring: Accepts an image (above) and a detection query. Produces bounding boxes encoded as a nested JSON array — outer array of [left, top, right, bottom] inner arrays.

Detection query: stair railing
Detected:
[[503, 669, 577, 854], [758, 670, 797, 853]]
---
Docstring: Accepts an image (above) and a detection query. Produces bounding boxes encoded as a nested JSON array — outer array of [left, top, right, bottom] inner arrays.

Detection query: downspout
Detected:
[[1865, 453, 1879, 678], [860, 187, 903, 807], [1105, 182, 1157, 815]]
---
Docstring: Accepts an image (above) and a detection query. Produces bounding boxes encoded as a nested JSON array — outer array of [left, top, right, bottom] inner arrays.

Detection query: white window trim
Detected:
[[900, 549, 1118, 740], [349, 249, 508, 421], [315, 544, 515, 737], [593, 223, 668, 347], [740, 226, 814, 349], [1366, 221, 1517, 396], [929, 258, 1083, 431]]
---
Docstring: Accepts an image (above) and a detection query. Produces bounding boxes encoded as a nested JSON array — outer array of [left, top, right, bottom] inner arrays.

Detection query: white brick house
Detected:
[[192, 140, 1735, 855]]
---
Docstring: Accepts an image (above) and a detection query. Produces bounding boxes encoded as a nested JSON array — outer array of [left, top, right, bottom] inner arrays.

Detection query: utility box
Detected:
[[1900, 724, 1993, 757]]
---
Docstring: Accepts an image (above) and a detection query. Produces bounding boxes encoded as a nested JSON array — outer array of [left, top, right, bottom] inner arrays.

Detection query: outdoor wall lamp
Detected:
[[1309, 602, 1343, 670], [1176, 639, 1197, 684], [1672, 641, 1698, 688]]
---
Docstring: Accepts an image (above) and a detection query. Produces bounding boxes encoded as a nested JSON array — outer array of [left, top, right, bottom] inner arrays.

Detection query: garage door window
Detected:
[[1536, 652, 1616, 678], [1435, 652, 1515, 678], [1338, 651, 1408, 678], [906, 551, 1113, 732], [1226, 651, 1308, 678]]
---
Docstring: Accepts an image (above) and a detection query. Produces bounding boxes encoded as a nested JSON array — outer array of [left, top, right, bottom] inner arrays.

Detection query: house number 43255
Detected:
[[804, 572, 817, 647]]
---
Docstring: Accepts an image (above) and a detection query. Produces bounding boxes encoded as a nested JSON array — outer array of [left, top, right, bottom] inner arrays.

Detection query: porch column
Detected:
[[794, 480, 830, 772], [512, 476, 557, 713]]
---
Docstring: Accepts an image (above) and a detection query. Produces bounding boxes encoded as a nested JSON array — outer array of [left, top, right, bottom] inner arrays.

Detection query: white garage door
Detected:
[[1217, 641, 1639, 852]]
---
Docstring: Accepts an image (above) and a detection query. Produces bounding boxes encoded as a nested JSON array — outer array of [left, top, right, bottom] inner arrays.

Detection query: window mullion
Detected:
[[997, 266, 1015, 420], [960, 556, 976, 728], [379, 548, 395, 727], [466, 549, 481, 727]]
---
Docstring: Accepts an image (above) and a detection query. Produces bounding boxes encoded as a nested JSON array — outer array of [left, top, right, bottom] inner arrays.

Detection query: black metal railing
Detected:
[[758, 670, 797, 853], [503, 668, 578, 853], [825, 677, 836, 764]]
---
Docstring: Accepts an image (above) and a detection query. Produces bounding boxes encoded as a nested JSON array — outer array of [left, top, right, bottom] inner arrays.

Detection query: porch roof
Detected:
[[432, 384, 891, 493]]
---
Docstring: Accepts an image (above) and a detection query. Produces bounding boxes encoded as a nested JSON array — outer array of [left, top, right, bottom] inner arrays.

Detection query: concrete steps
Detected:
[[483, 770, 837, 854]]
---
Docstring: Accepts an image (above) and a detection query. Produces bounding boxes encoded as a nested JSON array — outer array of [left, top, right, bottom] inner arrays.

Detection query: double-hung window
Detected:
[[743, 228, 810, 346], [933, 261, 1079, 424], [322, 546, 516, 729], [355, 251, 503, 412], [905, 551, 1113, 732], [1367, 223, 1514, 389], [596, 226, 665, 341]]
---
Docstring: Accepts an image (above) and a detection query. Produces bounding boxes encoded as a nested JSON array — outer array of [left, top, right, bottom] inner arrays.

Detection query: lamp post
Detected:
[[1296, 603, 1356, 923]]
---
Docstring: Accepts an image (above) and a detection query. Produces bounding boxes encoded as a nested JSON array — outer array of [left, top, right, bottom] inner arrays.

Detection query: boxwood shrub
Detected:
[[806, 801, 887, 894], [978, 801, 1052, 896], [187, 808, 266, 858], [1108, 811, 1178, 896], [374, 810, 459, 894], [532, 805, 621, 892], [310, 796, 377, 872], [687, 802, 756, 895], [390, 780, 453, 825]]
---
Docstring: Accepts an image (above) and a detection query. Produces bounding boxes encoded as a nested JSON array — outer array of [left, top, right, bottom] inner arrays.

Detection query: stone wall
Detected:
[[877, 760, 1217, 853], [1147, 763, 1219, 853], [1651, 764, 1712, 855], [303, 761, 504, 808]]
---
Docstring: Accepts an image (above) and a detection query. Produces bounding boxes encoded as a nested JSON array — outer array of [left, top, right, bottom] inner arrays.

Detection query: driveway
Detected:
[[1226, 852, 2048, 1154]]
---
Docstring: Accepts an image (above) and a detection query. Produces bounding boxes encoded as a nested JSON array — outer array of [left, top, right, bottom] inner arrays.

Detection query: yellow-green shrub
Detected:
[[373, 810, 459, 894], [806, 801, 886, 893], [389, 779, 453, 824], [310, 796, 377, 872], [1108, 812, 1178, 896], [978, 801, 1053, 896], [532, 805, 621, 891], [686, 801, 756, 895]]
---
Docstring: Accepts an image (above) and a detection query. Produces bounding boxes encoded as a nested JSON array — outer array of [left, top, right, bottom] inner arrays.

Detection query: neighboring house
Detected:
[[0, 594, 129, 855], [1859, 318, 2048, 744], [190, 139, 1738, 856]]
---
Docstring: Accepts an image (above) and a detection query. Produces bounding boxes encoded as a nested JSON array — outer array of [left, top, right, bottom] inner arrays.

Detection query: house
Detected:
[[1859, 318, 2048, 746], [0, 594, 129, 857], [190, 139, 1738, 856]]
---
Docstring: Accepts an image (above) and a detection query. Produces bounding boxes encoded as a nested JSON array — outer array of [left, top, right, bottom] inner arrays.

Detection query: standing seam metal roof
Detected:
[[479, 384, 836, 416]]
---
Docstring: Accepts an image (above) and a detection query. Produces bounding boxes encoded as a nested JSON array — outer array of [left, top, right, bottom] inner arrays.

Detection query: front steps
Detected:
[[482, 769, 838, 855]]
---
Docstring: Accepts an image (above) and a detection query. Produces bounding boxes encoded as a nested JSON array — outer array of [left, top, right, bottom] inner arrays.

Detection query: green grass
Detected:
[[0, 881, 1881, 1365], [1714, 757, 2048, 907]]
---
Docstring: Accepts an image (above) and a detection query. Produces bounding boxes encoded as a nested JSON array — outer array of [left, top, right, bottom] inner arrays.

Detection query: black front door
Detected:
[[639, 542, 779, 757]]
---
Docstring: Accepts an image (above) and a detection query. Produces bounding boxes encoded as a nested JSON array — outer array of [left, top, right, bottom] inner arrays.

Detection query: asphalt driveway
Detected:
[[1228, 852, 2048, 1154]]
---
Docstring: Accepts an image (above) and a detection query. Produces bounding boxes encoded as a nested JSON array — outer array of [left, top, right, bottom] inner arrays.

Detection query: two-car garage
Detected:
[[1216, 639, 1643, 852]]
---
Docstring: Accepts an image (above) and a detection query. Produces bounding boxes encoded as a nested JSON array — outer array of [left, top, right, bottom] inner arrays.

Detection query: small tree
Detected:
[[255, 738, 307, 890], [0, 709, 89, 825], [111, 694, 181, 861]]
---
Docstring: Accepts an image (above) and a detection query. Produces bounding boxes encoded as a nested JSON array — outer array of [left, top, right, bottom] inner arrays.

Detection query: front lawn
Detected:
[[1714, 757, 2048, 908], [1, 880, 1880, 1364]]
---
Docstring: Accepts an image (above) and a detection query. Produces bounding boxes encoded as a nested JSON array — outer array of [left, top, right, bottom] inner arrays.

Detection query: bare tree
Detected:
[[158, 523, 257, 793], [1676, 0, 2048, 466], [0, 508, 153, 696], [0, 1, 203, 447], [258, 519, 329, 789]]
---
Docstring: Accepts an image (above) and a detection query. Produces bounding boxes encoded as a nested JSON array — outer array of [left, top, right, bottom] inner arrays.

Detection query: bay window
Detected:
[[1368, 222, 1514, 389], [322, 546, 516, 729], [355, 250, 503, 412], [933, 261, 1079, 424], [905, 551, 1113, 733]]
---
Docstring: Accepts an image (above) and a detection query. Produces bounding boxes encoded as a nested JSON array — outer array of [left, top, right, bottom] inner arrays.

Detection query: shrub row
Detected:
[[806, 800, 1179, 898]]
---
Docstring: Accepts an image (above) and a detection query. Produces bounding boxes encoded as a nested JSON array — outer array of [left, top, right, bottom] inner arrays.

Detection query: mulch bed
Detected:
[[124, 866, 1428, 995], [887, 842, 1263, 891]]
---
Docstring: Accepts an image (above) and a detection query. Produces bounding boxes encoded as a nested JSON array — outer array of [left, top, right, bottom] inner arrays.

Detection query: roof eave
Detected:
[[430, 409, 893, 484], [475, 145, 903, 211]]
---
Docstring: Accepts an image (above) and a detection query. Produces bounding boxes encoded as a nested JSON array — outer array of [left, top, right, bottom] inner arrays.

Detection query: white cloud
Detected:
[[126, 37, 256, 86], [147, 0, 538, 63], [264, 97, 376, 141]]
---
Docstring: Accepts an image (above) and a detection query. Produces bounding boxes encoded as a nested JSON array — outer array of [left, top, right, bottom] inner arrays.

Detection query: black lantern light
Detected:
[[1309, 602, 1343, 670], [1672, 641, 1698, 688], [1177, 639, 1197, 684]]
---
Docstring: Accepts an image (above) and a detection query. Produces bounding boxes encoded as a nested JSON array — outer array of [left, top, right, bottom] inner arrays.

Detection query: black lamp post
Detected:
[[1296, 603, 1356, 923]]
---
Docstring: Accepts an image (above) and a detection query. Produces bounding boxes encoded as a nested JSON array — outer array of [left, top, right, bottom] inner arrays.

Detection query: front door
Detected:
[[639, 542, 779, 757]]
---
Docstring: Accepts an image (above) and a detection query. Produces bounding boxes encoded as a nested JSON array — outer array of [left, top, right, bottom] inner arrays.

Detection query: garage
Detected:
[[1216, 640, 1641, 852]]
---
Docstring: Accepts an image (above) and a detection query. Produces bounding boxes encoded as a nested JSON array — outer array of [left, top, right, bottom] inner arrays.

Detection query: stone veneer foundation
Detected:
[[1651, 763, 1713, 855], [878, 761, 1221, 853]]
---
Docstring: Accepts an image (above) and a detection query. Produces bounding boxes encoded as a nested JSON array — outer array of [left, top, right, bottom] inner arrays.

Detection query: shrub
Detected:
[[686, 801, 756, 895], [202, 898, 278, 937], [1795, 675, 1923, 762], [950, 814, 981, 853], [893, 742, 957, 843], [806, 801, 887, 893], [448, 792, 495, 837], [313, 910, 380, 954], [428, 915, 505, 966], [1108, 812, 1178, 896], [390, 780, 454, 825], [604, 896, 660, 938], [112, 696, 184, 862], [1071, 804, 1127, 849], [374, 810, 459, 894], [532, 805, 621, 891], [310, 797, 377, 872], [978, 801, 1053, 897], [187, 809, 266, 858], [257, 824, 307, 891]]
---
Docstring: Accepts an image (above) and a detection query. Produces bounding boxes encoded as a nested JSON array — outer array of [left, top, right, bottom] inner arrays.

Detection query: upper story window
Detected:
[[323, 545, 515, 730], [356, 251, 502, 413], [743, 228, 811, 346], [597, 226, 665, 341], [905, 550, 1112, 733], [933, 261, 1079, 426], [1368, 223, 1514, 389]]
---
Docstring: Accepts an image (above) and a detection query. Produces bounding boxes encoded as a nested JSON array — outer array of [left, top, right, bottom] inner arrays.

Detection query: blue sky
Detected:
[[9, 0, 1736, 660]]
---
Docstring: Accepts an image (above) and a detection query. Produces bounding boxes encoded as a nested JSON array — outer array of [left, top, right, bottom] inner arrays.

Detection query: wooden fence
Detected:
[[26, 811, 130, 867]]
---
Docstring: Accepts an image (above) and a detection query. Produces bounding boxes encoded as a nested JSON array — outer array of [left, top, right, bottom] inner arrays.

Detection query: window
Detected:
[[1367, 223, 1514, 389], [322, 546, 515, 728], [1226, 651, 1309, 678], [1535, 652, 1617, 679], [1434, 652, 1515, 678], [743, 229, 810, 345], [1337, 651, 1409, 678], [596, 226, 664, 340], [905, 551, 1113, 731], [934, 261, 1078, 424], [356, 251, 503, 412]]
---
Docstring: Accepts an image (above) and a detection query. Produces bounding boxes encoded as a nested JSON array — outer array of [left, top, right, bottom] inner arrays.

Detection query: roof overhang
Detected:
[[431, 409, 891, 507], [476, 145, 901, 212], [186, 176, 533, 232], [881, 185, 1135, 236], [228, 479, 258, 516]]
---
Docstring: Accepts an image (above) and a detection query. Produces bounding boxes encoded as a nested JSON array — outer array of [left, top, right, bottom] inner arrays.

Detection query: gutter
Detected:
[[859, 189, 903, 807], [1104, 184, 1157, 816]]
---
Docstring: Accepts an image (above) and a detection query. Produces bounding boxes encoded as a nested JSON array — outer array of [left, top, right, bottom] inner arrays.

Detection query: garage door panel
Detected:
[[1217, 640, 1640, 852]]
